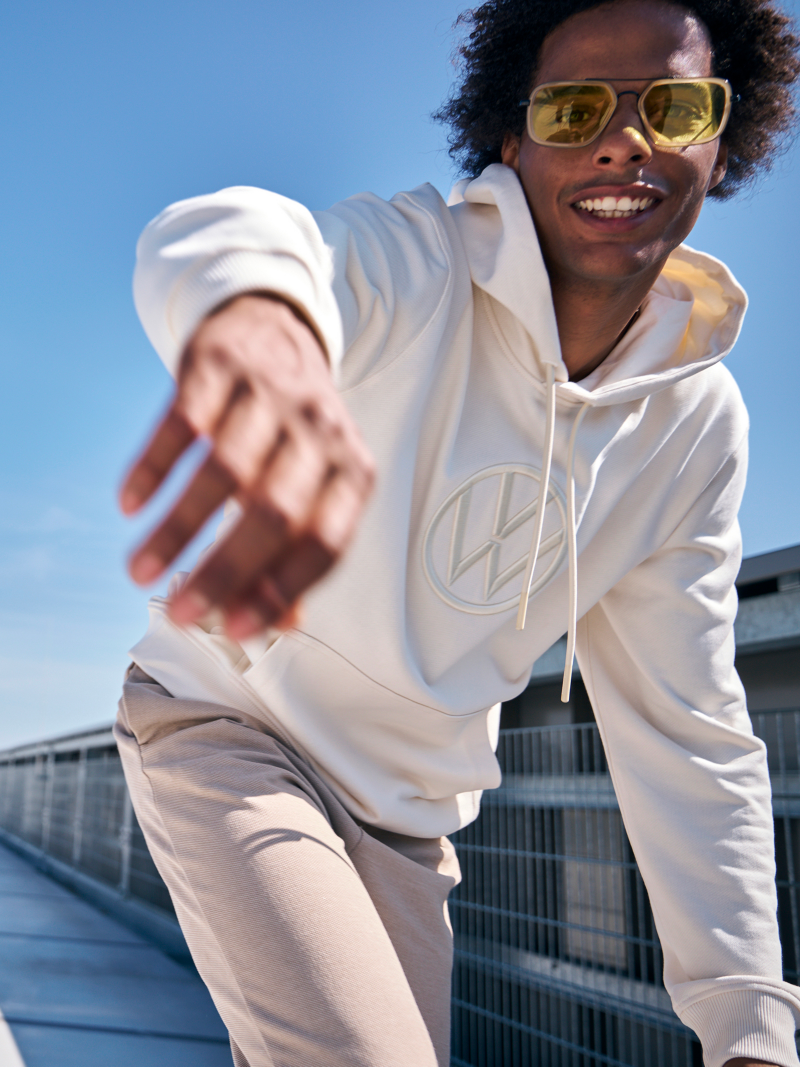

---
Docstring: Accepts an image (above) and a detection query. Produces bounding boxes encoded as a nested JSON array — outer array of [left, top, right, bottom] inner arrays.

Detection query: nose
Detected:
[[591, 103, 653, 168]]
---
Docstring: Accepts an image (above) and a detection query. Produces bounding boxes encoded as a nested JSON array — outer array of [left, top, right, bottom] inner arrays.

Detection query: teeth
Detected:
[[575, 196, 655, 218]]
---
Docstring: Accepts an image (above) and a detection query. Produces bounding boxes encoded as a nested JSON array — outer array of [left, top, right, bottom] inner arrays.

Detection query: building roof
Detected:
[[737, 543, 800, 587]]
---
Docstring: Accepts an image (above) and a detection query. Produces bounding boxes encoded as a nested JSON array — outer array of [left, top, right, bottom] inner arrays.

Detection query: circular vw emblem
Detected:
[[422, 464, 567, 615]]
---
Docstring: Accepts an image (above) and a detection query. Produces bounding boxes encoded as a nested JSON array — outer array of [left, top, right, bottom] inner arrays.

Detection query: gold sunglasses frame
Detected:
[[521, 77, 733, 148]]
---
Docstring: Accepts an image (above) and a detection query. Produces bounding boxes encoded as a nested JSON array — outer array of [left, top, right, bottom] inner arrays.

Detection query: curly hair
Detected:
[[433, 0, 800, 198]]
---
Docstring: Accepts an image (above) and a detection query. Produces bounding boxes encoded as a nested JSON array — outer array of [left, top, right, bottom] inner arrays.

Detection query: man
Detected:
[[115, 1, 800, 1064]]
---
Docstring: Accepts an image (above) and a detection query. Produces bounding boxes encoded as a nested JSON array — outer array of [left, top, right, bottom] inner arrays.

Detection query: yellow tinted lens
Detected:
[[642, 81, 726, 144], [529, 84, 614, 145]]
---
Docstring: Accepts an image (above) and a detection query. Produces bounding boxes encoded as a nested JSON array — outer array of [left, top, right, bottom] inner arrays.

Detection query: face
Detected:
[[501, 0, 728, 289]]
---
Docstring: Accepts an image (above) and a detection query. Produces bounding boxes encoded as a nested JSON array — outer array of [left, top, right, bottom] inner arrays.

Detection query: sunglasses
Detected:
[[520, 77, 733, 148]]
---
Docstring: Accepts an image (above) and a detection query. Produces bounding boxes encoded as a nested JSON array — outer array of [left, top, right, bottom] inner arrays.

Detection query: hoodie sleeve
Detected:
[[577, 436, 800, 1067], [132, 184, 454, 388]]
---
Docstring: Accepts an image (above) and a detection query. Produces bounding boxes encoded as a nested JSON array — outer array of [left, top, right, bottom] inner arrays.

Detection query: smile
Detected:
[[574, 195, 657, 219]]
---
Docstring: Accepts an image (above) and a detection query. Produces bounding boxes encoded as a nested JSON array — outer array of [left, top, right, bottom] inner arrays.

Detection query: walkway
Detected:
[[0, 842, 232, 1066]]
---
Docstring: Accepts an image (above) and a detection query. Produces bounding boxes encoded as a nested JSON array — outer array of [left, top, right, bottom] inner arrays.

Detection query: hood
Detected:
[[447, 163, 748, 408]]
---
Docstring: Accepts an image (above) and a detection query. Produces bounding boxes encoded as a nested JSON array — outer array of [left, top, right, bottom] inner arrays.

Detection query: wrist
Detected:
[[214, 292, 330, 367]]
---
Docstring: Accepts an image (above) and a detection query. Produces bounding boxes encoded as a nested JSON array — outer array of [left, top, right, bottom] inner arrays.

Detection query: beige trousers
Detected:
[[115, 666, 460, 1067]]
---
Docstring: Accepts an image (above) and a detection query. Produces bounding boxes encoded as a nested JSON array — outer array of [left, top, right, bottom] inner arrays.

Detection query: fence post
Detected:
[[41, 751, 54, 851], [22, 756, 36, 842], [118, 790, 133, 895], [72, 748, 87, 867]]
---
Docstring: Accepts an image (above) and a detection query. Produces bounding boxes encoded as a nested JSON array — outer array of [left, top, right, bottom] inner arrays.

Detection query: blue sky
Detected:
[[2, 0, 799, 746]]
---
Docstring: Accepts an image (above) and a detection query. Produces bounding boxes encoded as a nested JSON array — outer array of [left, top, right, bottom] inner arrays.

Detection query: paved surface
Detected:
[[0, 842, 232, 1066]]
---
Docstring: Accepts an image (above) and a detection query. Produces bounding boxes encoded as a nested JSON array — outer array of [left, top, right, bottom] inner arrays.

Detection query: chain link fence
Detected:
[[0, 710, 797, 1066]]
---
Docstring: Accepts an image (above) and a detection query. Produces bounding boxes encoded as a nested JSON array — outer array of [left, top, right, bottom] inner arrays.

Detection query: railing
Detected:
[[449, 708, 800, 1067], [0, 710, 798, 1067], [0, 726, 172, 916]]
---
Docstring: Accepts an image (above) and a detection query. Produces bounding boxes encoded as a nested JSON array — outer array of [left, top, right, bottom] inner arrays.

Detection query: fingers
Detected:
[[225, 536, 336, 639], [127, 377, 284, 586], [223, 469, 370, 639], [120, 345, 236, 515], [120, 409, 196, 516], [169, 424, 329, 624], [128, 453, 238, 585]]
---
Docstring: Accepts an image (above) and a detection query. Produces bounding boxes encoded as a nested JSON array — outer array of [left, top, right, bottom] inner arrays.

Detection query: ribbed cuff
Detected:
[[680, 988, 799, 1067], [166, 248, 344, 380]]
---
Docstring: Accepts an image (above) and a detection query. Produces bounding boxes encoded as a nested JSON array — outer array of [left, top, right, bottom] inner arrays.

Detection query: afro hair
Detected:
[[434, 0, 800, 197]]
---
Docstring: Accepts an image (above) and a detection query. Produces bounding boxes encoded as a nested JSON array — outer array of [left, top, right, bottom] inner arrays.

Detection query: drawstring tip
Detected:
[[561, 642, 576, 703], [561, 673, 572, 703], [516, 601, 528, 630]]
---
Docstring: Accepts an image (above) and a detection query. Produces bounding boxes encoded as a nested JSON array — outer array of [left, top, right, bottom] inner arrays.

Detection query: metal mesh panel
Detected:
[[78, 746, 130, 886], [48, 752, 81, 864], [19, 755, 47, 847], [751, 708, 800, 986], [450, 710, 800, 1066]]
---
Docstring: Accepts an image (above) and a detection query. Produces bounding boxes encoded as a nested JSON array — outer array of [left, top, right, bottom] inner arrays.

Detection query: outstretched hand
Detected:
[[120, 294, 375, 639]]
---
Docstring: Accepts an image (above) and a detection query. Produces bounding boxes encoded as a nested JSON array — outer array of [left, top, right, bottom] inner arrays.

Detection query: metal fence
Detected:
[[0, 710, 797, 1067], [0, 725, 172, 916], [449, 707, 800, 1067]]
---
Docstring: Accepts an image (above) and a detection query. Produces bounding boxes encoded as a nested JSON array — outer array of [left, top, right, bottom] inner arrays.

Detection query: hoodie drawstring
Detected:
[[515, 368, 590, 704], [561, 401, 590, 702], [516, 364, 556, 631]]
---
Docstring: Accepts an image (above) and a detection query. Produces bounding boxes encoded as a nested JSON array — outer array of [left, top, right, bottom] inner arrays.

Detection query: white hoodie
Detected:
[[130, 164, 800, 1065]]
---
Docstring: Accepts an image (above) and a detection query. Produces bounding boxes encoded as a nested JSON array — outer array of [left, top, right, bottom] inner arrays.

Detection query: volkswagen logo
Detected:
[[422, 464, 567, 615]]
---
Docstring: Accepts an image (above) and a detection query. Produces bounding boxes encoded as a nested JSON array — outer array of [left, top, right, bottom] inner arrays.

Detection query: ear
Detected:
[[501, 133, 521, 172], [707, 140, 728, 192]]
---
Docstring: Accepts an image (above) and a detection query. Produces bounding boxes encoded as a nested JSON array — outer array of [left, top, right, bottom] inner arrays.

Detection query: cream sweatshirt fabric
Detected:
[[130, 163, 800, 1065]]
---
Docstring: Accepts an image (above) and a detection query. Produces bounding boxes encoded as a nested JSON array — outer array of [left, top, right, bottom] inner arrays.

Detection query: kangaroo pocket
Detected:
[[242, 630, 502, 837]]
